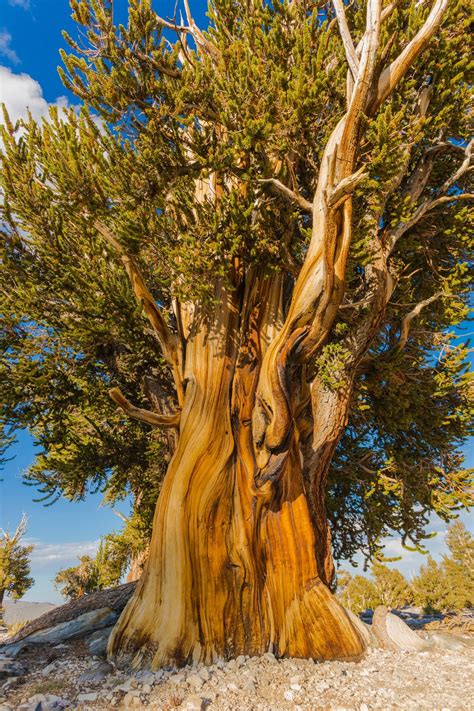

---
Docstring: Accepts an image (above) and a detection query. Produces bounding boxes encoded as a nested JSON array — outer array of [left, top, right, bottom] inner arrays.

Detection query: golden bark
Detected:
[[108, 280, 365, 668]]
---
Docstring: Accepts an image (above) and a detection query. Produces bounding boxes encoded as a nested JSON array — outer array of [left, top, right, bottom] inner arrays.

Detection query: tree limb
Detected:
[[374, 0, 450, 111], [391, 292, 445, 354], [94, 221, 185, 405], [95, 222, 179, 354], [328, 166, 368, 207], [384, 139, 473, 253], [109, 387, 180, 428], [0, 513, 28, 545], [133, 49, 181, 79], [385, 189, 474, 256], [333, 0, 360, 80], [258, 178, 313, 212]]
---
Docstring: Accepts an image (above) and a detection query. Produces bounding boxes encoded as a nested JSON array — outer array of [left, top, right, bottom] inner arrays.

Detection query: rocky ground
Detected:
[[1, 639, 473, 710], [1, 591, 472, 711]]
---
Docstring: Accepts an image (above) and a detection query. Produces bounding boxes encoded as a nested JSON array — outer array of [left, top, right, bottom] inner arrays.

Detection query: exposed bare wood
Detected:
[[154, 15, 192, 35], [0, 513, 28, 545], [109, 387, 181, 428], [328, 166, 368, 207], [109, 284, 365, 667], [333, 0, 360, 79], [374, 0, 450, 111], [258, 178, 313, 212], [113, 509, 129, 524], [396, 292, 444, 353]]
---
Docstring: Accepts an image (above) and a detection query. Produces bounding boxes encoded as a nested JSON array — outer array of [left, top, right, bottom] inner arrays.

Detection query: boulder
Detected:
[[86, 625, 114, 657], [0, 658, 27, 679], [1, 607, 117, 658]]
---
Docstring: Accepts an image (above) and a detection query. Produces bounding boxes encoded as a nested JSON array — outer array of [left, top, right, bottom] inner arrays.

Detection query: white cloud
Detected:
[[0, 30, 20, 65], [25, 538, 100, 569], [8, 0, 31, 8], [0, 65, 69, 124]]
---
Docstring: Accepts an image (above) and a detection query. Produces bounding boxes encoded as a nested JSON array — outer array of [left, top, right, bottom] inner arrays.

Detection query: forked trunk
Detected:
[[108, 283, 364, 668]]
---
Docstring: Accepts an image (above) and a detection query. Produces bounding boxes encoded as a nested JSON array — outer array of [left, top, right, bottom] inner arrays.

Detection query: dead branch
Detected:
[[109, 387, 180, 428], [94, 221, 185, 405], [333, 0, 360, 79], [258, 178, 313, 212]]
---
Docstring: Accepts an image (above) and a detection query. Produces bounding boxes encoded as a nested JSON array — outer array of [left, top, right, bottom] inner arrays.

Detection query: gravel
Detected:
[[1, 637, 472, 710]]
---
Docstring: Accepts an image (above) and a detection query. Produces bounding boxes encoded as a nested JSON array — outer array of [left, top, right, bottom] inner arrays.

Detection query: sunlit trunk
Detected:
[[303, 377, 354, 588], [108, 280, 364, 668]]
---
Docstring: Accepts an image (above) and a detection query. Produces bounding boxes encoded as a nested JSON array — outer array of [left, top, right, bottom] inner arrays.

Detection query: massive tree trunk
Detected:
[[108, 279, 364, 668]]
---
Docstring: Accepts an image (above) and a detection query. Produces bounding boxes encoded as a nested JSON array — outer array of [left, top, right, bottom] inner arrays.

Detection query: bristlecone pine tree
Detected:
[[337, 570, 380, 614], [371, 562, 413, 608], [54, 554, 101, 600], [0, 515, 34, 623], [412, 521, 474, 612], [1, 0, 473, 668]]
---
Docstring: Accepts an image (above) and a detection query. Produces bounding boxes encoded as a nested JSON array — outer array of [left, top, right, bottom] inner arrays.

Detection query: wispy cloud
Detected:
[[0, 30, 20, 65], [8, 0, 31, 9], [25, 538, 100, 569], [0, 65, 69, 124]]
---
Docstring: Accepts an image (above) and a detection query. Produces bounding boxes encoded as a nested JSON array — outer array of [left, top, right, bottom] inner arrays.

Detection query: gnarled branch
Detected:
[[94, 221, 184, 405], [374, 0, 450, 111], [109, 387, 180, 428], [328, 166, 368, 207], [333, 0, 360, 79], [258, 178, 313, 212]]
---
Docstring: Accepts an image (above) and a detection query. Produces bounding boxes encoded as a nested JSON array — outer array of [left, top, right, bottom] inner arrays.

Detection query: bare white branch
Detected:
[[333, 0, 360, 79], [328, 166, 368, 207], [375, 0, 450, 110], [258, 178, 313, 212]]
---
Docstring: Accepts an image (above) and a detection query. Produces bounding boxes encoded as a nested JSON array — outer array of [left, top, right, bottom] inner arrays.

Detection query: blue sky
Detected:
[[0, 0, 472, 603]]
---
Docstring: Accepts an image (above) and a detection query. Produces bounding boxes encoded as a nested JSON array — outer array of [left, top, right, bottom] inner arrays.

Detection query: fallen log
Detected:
[[2, 607, 118, 657], [3, 582, 136, 645]]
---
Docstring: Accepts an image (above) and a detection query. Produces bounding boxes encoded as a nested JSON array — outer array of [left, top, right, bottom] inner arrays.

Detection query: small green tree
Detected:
[[440, 521, 473, 610], [445, 521, 474, 572], [54, 554, 101, 600], [337, 571, 380, 614], [371, 563, 413, 608], [0, 514, 34, 623], [412, 556, 447, 613]]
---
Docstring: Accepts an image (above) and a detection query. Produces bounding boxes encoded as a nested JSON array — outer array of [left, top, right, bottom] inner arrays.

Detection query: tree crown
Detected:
[[0, 0, 472, 564]]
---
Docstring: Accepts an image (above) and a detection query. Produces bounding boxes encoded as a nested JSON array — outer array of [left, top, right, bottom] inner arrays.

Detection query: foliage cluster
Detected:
[[0, 517, 34, 620], [0, 0, 472, 566]]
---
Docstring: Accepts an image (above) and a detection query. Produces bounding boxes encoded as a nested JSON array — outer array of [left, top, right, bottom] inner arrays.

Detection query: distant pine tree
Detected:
[[371, 563, 413, 609], [54, 555, 101, 600], [337, 571, 380, 614], [0, 515, 34, 623], [441, 522, 473, 610]]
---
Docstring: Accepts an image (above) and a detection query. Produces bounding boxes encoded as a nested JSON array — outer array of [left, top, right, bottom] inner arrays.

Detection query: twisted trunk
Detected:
[[108, 280, 364, 668]]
